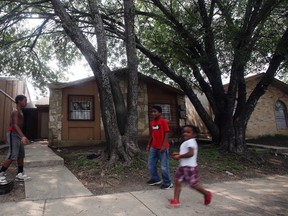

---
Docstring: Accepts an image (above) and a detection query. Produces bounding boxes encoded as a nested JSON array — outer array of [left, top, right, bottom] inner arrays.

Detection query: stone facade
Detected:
[[137, 81, 149, 137], [118, 79, 149, 137], [49, 89, 63, 146]]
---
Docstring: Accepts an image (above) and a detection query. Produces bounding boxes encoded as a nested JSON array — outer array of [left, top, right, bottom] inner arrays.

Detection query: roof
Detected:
[[223, 73, 288, 94], [0, 77, 22, 81], [48, 72, 184, 95], [245, 73, 288, 94], [35, 97, 49, 106], [48, 76, 95, 89]]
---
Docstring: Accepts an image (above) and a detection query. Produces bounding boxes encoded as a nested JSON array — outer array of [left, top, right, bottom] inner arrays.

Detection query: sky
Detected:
[[28, 59, 93, 101]]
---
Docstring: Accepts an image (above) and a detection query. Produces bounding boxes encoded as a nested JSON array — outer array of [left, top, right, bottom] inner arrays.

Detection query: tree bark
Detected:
[[121, 0, 139, 156], [50, 0, 139, 166]]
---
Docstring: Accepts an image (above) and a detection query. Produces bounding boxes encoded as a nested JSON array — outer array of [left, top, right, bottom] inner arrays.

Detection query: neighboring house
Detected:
[[48, 74, 187, 147], [0, 77, 33, 143], [245, 74, 288, 138], [186, 74, 288, 139]]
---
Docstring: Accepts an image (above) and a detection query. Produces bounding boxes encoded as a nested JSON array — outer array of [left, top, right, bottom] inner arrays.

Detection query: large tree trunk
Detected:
[[122, 0, 139, 155], [50, 0, 139, 167], [218, 117, 247, 154]]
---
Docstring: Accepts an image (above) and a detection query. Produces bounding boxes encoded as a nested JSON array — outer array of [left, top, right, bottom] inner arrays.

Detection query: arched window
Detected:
[[275, 100, 288, 129]]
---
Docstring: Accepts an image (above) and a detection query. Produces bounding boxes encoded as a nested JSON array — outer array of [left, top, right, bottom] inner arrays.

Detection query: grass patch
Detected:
[[198, 147, 245, 171], [59, 144, 278, 178], [246, 134, 288, 147], [251, 134, 288, 142], [111, 151, 148, 175], [57, 153, 101, 178], [75, 156, 100, 170]]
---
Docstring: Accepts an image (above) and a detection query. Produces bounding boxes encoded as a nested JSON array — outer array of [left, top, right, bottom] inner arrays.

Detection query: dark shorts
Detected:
[[175, 166, 199, 187], [6, 131, 25, 161]]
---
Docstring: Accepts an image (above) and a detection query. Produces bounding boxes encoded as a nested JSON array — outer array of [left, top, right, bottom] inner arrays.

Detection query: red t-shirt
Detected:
[[150, 118, 170, 149]]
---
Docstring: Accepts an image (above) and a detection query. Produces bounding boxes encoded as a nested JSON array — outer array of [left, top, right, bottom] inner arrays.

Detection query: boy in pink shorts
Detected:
[[169, 125, 212, 207]]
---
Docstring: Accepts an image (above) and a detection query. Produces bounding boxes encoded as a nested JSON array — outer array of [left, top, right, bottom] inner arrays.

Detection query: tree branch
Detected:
[[243, 28, 288, 124], [88, 0, 107, 63], [150, 0, 204, 57]]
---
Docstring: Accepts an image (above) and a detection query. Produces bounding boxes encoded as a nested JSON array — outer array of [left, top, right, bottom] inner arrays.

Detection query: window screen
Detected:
[[68, 95, 94, 121], [155, 104, 171, 121]]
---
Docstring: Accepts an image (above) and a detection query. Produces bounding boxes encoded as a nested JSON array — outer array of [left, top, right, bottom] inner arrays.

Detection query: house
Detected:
[[0, 77, 33, 143], [186, 74, 288, 139], [245, 74, 288, 138], [48, 73, 187, 147]]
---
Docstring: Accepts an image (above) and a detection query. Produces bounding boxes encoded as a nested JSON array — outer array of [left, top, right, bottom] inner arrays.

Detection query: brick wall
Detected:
[[246, 79, 288, 138]]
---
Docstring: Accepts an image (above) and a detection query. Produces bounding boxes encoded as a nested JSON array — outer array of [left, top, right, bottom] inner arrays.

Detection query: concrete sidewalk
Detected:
[[0, 142, 287, 216]]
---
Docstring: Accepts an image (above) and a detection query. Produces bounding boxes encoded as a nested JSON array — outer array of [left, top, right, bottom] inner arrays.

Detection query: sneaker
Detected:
[[169, 199, 181, 207], [147, 179, 162, 186], [15, 172, 31, 182], [160, 183, 173, 189], [204, 192, 212, 205], [0, 178, 8, 185]]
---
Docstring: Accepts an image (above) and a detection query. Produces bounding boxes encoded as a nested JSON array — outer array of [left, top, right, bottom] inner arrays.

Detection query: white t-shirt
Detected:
[[179, 138, 198, 167]]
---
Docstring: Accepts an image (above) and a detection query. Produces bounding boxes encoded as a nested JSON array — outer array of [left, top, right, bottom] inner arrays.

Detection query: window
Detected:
[[68, 95, 94, 121], [155, 104, 171, 121], [275, 100, 288, 129]]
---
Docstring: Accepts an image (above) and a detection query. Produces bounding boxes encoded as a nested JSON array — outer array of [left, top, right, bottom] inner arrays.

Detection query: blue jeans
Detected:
[[148, 147, 172, 186]]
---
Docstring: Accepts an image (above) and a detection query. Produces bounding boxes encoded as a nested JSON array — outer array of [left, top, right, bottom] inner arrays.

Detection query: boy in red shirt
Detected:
[[146, 105, 173, 189]]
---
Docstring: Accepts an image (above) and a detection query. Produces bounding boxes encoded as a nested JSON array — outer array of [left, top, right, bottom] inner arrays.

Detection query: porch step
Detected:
[[25, 143, 64, 168]]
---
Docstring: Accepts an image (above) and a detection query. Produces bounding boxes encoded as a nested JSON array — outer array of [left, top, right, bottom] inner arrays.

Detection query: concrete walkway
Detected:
[[24, 143, 92, 200], [0, 142, 287, 216]]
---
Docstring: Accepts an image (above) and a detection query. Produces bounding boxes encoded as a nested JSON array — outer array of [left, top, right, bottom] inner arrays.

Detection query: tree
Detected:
[[2, 1, 287, 155], [103, 0, 288, 153], [0, 0, 139, 166], [0, 0, 71, 92]]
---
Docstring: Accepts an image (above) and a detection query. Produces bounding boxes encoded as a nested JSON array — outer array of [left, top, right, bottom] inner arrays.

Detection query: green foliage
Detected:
[[249, 134, 288, 143], [0, 1, 83, 93], [258, 134, 288, 140], [75, 156, 100, 169], [198, 147, 244, 171], [111, 151, 147, 174], [136, 0, 288, 78]]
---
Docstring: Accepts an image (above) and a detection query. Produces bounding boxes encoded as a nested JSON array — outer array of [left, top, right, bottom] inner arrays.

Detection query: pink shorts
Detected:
[[175, 166, 199, 187]]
